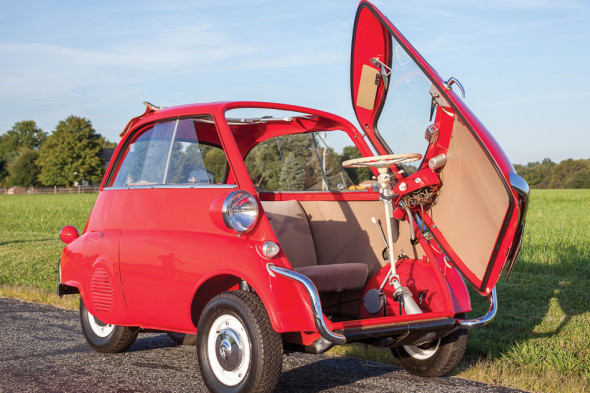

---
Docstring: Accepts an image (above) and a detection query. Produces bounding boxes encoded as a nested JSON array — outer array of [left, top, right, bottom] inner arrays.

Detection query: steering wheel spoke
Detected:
[[342, 153, 422, 169]]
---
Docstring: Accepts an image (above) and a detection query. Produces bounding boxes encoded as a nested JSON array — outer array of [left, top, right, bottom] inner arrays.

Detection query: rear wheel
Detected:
[[197, 291, 282, 393], [391, 328, 468, 377], [79, 299, 138, 353]]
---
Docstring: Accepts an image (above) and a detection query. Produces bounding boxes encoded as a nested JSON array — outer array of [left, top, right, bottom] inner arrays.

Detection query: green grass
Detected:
[[1, 190, 589, 392], [0, 194, 96, 302]]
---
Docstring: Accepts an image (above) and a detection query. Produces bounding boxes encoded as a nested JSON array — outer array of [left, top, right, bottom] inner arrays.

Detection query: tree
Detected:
[[38, 116, 104, 186], [514, 158, 590, 189], [341, 145, 373, 185], [0, 158, 8, 186], [0, 120, 46, 184], [6, 148, 41, 187], [0, 121, 46, 158]]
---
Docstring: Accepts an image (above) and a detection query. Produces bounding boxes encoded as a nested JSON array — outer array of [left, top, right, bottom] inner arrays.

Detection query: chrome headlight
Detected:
[[222, 191, 259, 233]]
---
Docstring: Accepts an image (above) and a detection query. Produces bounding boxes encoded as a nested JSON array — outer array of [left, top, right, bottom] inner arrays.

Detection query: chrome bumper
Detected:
[[268, 264, 347, 344], [268, 264, 499, 344], [456, 287, 497, 328]]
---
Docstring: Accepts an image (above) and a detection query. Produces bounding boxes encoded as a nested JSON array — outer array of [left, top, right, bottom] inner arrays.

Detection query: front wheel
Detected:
[[391, 328, 468, 377], [79, 299, 138, 353], [197, 291, 283, 393]]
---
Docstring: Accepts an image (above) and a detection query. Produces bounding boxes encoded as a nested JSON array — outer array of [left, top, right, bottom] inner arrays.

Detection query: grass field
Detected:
[[1, 190, 589, 392]]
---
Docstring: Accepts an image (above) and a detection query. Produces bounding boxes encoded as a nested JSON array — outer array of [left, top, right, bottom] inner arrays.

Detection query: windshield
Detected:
[[375, 40, 433, 173]]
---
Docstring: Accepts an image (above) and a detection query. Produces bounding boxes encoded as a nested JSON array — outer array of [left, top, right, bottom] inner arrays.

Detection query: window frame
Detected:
[[104, 116, 233, 190]]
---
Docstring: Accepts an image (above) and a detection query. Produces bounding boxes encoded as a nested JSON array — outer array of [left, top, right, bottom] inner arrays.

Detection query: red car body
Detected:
[[58, 2, 529, 392]]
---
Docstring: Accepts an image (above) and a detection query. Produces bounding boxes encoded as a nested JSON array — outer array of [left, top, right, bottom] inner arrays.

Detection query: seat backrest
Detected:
[[261, 200, 317, 268]]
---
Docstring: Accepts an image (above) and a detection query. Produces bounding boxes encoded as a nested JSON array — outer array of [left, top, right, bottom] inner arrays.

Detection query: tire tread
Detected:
[[197, 290, 283, 393]]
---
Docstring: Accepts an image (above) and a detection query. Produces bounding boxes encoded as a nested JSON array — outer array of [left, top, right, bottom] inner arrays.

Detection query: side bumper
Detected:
[[57, 258, 79, 297], [57, 283, 79, 297], [268, 264, 498, 344], [456, 287, 497, 328]]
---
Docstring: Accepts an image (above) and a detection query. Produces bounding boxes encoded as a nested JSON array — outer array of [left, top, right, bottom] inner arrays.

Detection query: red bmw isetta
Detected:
[[58, 2, 529, 392]]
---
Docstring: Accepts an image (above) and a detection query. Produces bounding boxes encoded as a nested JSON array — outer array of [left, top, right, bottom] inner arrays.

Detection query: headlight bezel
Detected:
[[221, 190, 259, 233]]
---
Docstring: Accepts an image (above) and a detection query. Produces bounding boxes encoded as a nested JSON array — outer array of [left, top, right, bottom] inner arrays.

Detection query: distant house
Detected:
[[101, 148, 116, 168]]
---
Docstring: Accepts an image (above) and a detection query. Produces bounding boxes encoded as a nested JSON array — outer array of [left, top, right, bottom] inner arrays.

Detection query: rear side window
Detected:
[[111, 116, 228, 187]]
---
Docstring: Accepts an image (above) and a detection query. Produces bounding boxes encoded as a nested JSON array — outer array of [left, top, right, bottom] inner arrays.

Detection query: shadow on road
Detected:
[[278, 356, 395, 392]]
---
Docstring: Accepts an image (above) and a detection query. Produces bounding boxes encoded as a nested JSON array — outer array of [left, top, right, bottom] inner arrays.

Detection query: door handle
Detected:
[[444, 77, 465, 98]]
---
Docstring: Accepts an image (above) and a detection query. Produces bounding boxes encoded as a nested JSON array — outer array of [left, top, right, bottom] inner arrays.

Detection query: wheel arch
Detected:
[[190, 272, 284, 333]]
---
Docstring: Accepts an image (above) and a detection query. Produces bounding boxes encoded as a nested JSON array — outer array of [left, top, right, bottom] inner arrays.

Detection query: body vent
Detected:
[[90, 266, 113, 313]]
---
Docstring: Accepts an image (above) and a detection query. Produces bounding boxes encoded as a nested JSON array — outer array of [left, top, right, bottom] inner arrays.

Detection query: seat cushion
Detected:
[[295, 263, 368, 292]]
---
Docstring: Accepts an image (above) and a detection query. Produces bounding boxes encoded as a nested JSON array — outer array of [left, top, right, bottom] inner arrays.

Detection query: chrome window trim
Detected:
[[103, 184, 237, 191], [162, 119, 180, 184]]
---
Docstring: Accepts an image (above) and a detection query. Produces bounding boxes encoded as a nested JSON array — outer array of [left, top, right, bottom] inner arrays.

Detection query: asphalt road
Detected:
[[0, 297, 523, 393]]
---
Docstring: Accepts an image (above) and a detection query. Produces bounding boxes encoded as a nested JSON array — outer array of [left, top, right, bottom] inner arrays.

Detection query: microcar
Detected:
[[58, 2, 529, 392]]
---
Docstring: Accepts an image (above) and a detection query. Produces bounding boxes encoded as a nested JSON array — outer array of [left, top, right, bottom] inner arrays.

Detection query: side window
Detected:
[[245, 131, 358, 192], [111, 116, 228, 187]]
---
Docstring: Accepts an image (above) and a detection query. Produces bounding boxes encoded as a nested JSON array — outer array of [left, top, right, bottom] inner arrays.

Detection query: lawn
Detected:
[[1, 190, 589, 392]]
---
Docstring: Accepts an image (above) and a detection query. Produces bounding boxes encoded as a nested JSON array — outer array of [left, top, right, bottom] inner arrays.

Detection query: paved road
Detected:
[[0, 298, 522, 393]]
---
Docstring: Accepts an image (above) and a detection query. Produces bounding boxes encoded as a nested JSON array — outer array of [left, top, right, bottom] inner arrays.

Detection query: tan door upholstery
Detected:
[[429, 118, 510, 281]]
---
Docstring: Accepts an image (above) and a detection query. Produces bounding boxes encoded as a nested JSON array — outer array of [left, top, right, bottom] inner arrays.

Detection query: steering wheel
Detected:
[[342, 153, 422, 169]]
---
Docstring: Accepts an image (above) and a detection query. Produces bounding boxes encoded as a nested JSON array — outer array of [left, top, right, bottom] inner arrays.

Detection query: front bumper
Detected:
[[268, 264, 497, 345]]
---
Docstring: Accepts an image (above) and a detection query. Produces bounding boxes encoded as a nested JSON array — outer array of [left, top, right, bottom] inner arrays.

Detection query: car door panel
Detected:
[[351, 1, 521, 294]]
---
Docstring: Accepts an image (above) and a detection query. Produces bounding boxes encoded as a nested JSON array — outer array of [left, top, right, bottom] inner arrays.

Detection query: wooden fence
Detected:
[[2, 186, 100, 195]]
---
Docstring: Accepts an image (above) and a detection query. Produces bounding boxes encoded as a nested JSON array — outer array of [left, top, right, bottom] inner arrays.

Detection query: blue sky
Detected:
[[1, 0, 589, 164]]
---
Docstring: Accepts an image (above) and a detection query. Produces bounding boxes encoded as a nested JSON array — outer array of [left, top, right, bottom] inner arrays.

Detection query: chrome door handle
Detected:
[[444, 77, 465, 98]]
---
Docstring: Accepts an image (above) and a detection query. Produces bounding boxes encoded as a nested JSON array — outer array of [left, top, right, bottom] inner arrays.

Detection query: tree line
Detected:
[[0, 117, 115, 187], [514, 158, 590, 189], [1, 116, 586, 189]]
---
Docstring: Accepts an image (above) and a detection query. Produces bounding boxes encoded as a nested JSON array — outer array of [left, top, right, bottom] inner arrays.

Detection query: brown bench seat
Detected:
[[262, 200, 368, 293]]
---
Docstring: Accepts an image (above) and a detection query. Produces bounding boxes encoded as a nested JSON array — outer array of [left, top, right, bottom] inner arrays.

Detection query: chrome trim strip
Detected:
[[104, 184, 238, 190], [456, 287, 497, 328], [505, 172, 530, 279], [162, 119, 180, 184], [267, 264, 347, 345], [509, 172, 530, 201]]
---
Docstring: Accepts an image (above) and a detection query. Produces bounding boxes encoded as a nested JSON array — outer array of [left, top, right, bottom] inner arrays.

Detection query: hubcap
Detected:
[[215, 329, 242, 371], [86, 310, 115, 338], [207, 315, 251, 386], [403, 338, 441, 360]]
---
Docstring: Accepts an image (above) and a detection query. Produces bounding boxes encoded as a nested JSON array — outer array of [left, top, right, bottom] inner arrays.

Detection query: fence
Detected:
[[2, 186, 100, 195]]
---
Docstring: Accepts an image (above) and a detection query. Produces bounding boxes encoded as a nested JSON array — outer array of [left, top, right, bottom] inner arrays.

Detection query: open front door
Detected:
[[351, 1, 526, 295]]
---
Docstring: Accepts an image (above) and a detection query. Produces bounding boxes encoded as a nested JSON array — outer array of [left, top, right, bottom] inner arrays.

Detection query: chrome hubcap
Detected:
[[215, 329, 242, 371], [87, 310, 115, 338], [403, 338, 441, 360], [207, 315, 251, 386]]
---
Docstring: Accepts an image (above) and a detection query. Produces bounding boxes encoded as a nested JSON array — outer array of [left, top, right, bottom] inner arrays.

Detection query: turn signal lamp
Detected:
[[261, 241, 280, 259], [59, 225, 79, 244]]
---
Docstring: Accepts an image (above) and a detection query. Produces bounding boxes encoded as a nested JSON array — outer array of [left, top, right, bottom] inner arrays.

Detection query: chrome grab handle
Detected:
[[267, 264, 347, 344], [456, 287, 497, 328], [444, 77, 465, 98]]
